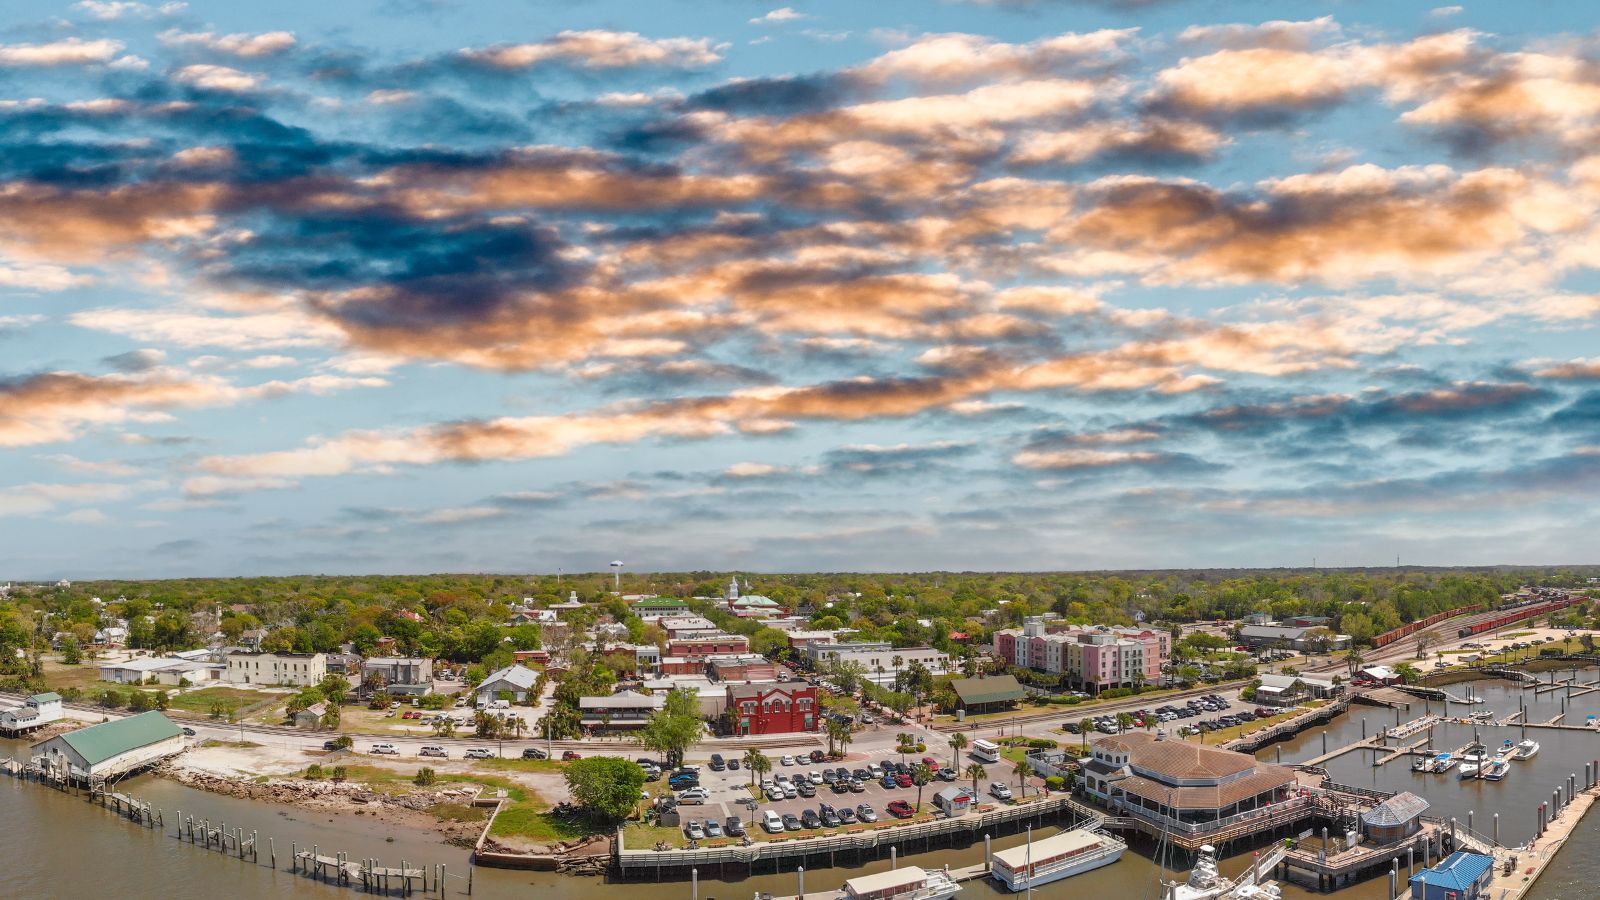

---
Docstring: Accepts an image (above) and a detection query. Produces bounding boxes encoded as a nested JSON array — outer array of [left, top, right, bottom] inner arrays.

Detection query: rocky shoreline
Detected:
[[156, 764, 486, 845]]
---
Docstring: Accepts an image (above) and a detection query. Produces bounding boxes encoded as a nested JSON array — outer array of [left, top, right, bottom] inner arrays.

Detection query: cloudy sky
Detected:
[[2, 0, 1599, 578]]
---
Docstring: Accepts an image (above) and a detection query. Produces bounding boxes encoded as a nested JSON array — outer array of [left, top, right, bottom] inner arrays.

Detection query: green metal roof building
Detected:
[[951, 674, 1027, 713], [32, 710, 184, 779]]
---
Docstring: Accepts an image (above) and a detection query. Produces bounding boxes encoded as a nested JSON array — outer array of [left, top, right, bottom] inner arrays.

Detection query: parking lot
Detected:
[[1065, 692, 1263, 739], [655, 743, 1025, 839]]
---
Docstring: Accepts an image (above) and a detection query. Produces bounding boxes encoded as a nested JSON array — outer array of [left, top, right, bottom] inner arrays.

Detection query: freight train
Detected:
[[1372, 605, 1483, 649], [1457, 598, 1575, 638]]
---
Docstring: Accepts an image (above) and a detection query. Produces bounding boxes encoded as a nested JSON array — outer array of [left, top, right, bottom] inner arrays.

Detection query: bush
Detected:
[[1099, 687, 1135, 700], [1045, 775, 1065, 791], [331, 766, 347, 783], [331, 735, 354, 750], [914, 743, 926, 753], [1026, 738, 1058, 750], [305, 764, 325, 780], [415, 767, 438, 786], [98, 689, 124, 709]]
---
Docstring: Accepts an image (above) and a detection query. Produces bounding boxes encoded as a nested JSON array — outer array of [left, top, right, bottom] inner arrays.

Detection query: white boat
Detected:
[[1514, 739, 1540, 760], [1229, 885, 1283, 900], [1458, 750, 1487, 779], [1500, 739, 1515, 754], [842, 866, 960, 900], [1429, 753, 1457, 774], [1166, 844, 1285, 900], [1470, 710, 1494, 722], [990, 829, 1125, 892], [1411, 756, 1428, 772], [1482, 758, 1510, 781]]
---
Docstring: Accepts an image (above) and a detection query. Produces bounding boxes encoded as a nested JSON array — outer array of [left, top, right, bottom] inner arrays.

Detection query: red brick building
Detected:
[[727, 681, 818, 735], [666, 634, 750, 660]]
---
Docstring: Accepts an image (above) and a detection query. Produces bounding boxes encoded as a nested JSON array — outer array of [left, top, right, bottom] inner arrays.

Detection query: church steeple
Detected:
[[726, 576, 740, 601]]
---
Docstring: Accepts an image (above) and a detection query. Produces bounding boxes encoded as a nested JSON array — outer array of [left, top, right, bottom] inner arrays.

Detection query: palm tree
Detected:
[[1344, 647, 1364, 677], [964, 762, 987, 796], [912, 763, 935, 811], [1015, 759, 1033, 798], [948, 732, 968, 769], [1079, 717, 1095, 750], [896, 732, 916, 766], [744, 749, 771, 788], [1115, 712, 1134, 733], [826, 718, 851, 758]]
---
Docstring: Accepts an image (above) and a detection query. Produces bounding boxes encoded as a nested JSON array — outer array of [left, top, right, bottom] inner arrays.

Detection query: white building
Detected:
[[476, 664, 540, 705], [805, 642, 953, 686], [0, 692, 64, 734], [31, 711, 184, 780], [224, 651, 327, 687]]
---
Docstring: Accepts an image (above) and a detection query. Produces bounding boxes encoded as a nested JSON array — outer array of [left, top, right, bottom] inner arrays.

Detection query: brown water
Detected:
[[8, 679, 1599, 900]]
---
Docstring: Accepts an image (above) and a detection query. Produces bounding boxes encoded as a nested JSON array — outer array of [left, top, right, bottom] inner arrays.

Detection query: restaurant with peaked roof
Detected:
[[1082, 731, 1299, 828]]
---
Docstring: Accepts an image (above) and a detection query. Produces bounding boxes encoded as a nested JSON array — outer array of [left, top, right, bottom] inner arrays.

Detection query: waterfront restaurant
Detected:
[[1081, 732, 1300, 832]]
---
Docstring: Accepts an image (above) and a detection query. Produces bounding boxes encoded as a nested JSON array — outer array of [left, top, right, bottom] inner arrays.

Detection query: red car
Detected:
[[886, 800, 915, 819], [810, 750, 826, 763], [562, 750, 582, 760], [894, 773, 913, 787], [921, 756, 937, 767]]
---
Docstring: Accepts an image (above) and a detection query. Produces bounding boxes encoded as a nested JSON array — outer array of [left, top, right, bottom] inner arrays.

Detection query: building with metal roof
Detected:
[[1360, 791, 1428, 844], [950, 674, 1026, 713], [31, 711, 184, 780], [1408, 850, 1494, 900]]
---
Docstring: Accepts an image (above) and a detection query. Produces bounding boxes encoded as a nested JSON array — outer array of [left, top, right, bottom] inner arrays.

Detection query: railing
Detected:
[[1103, 795, 1318, 837]]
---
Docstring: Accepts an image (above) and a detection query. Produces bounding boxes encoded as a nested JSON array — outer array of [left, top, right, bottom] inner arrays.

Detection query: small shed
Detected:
[[294, 701, 328, 730], [1361, 791, 1428, 844], [934, 785, 974, 817], [1409, 851, 1493, 900]]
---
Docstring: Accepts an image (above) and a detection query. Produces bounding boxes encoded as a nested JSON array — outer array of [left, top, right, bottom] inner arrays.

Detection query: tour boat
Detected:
[[1429, 753, 1457, 774], [1514, 739, 1540, 760], [842, 866, 961, 900], [1481, 757, 1510, 781], [990, 828, 1125, 891]]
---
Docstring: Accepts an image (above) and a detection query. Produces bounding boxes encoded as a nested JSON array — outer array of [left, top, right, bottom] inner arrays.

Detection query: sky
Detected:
[[2, 0, 1600, 579]]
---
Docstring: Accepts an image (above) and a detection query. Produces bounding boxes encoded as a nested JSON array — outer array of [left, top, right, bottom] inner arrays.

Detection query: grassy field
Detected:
[[40, 661, 111, 692], [164, 686, 273, 714]]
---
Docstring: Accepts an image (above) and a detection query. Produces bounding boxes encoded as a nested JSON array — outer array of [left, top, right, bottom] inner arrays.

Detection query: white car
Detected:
[[766, 786, 785, 802], [774, 772, 791, 784], [781, 783, 797, 799], [807, 770, 824, 785], [868, 764, 883, 778], [369, 743, 398, 755], [684, 820, 705, 840], [990, 782, 1013, 801], [762, 810, 785, 834], [464, 748, 494, 759], [780, 755, 795, 766]]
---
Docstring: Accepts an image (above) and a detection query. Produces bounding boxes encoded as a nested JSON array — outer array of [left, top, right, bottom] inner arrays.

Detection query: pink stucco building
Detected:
[[993, 618, 1169, 692]]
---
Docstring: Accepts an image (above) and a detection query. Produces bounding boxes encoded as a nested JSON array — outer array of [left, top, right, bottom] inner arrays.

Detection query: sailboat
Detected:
[[1514, 739, 1540, 760]]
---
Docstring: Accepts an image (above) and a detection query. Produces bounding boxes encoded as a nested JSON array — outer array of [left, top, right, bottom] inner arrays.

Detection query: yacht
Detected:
[[990, 829, 1125, 891], [1514, 739, 1540, 760], [1482, 757, 1510, 781], [843, 867, 961, 900], [1500, 739, 1515, 754], [1429, 753, 1457, 774], [1458, 749, 1488, 779], [1163, 845, 1285, 900]]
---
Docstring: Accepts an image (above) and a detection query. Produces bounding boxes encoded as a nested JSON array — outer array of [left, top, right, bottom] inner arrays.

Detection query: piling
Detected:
[[798, 866, 805, 900], [1407, 845, 1414, 875], [1493, 813, 1499, 845], [270, 837, 276, 869], [692, 867, 699, 900], [1390, 865, 1398, 899], [984, 834, 992, 868], [1322, 731, 1327, 755], [1539, 804, 1546, 837], [1467, 810, 1473, 835], [1571, 774, 1578, 802], [891, 846, 898, 870]]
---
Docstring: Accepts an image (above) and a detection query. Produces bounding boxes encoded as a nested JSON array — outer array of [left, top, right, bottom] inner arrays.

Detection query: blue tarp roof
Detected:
[[1408, 851, 1493, 890]]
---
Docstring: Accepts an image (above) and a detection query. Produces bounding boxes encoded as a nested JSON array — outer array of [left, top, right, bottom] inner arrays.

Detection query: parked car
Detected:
[[990, 782, 1013, 801], [704, 820, 723, 838], [820, 805, 841, 827], [848, 779, 866, 793], [880, 775, 899, 790], [684, 820, 705, 840], [780, 755, 796, 766], [370, 743, 399, 755], [810, 750, 827, 763], [522, 747, 548, 760], [838, 806, 858, 824], [782, 813, 802, 831], [725, 817, 746, 837], [709, 753, 726, 771], [677, 788, 711, 805], [322, 739, 344, 751], [797, 781, 817, 798], [766, 785, 785, 802], [857, 803, 878, 822], [728, 759, 739, 770], [894, 773, 913, 788], [886, 800, 915, 819], [800, 809, 821, 829], [763, 811, 785, 833], [809, 770, 826, 785], [180, 727, 197, 737], [668, 773, 699, 789], [459, 748, 491, 759], [562, 750, 582, 760], [937, 767, 957, 781], [419, 745, 449, 758]]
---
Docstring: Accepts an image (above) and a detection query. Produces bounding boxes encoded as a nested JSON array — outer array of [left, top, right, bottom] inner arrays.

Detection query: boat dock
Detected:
[[294, 851, 427, 893], [1371, 737, 1433, 767]]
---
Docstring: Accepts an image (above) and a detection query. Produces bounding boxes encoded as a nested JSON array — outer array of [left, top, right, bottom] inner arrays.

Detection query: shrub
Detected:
[[331, 766, 347, 782], [415, 767, 438, 786], [331, 735, 354, 750], [1045, 775, 1065, 791], [305, 764, 325, 780], [1026, 738, 1058, 750], [914, 743, 926, 753]]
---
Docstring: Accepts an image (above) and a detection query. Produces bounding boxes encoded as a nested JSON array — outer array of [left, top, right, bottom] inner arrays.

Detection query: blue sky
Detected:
[[2, 0, 1600, 578]]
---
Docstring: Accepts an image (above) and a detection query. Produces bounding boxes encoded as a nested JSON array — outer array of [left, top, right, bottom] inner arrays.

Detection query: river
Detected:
[[8, 676, 1599, 900]]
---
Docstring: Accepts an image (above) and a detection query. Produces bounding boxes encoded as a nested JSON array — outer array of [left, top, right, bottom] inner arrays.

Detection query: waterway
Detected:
[[8, 676, 1599, 900]]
